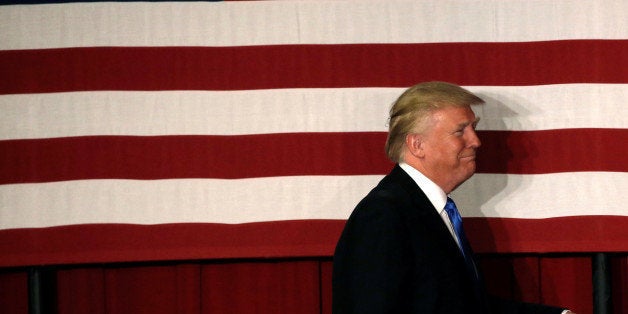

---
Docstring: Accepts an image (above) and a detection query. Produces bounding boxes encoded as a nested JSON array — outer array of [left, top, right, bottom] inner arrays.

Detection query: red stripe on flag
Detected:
[[465, 216, 628, 254], [0, 129, 625, 184], [0, 216, 626, 267], [0, 133, 391, 183], [1, 40, 626, 94], [476, 129, 628, 174]]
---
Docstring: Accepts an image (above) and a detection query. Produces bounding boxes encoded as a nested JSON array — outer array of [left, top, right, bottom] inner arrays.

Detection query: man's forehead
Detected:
[[432, 106, 476, 120]]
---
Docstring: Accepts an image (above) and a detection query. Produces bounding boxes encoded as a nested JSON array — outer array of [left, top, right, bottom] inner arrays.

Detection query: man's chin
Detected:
[[460, 159, 476, 170], [462, 165, 476, 181]]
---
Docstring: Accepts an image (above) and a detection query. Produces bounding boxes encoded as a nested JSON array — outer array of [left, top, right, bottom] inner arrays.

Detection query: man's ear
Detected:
[[405, 133, 424, 158]]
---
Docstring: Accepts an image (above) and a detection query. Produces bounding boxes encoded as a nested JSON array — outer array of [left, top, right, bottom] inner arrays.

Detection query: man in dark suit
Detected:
[[332, 82, 573, 314]]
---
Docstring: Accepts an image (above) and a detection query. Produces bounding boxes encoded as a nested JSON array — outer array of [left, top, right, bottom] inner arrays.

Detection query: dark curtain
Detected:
[[2, 255, 627, 314]]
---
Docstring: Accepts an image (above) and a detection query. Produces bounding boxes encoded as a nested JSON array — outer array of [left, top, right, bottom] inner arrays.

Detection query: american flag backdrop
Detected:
[[1, 0, 627, 267]]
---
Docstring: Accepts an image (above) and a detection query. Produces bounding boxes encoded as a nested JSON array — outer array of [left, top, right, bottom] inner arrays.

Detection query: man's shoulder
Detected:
[[373, 165, 421, 200], [350, 166, 424, 218], [363, 167, 411, 200]]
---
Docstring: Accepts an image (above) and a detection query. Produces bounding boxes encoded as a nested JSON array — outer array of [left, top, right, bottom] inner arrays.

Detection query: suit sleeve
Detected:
[[332, 196, 413, 313], [489, 296, 566, 314]]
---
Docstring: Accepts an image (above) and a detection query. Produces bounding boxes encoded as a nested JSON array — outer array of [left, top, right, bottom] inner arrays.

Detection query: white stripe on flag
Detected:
[[1, 84, 626, 140], [452, 172, 628, 218], [1, 1, 626, 50], [1, 172, 626, 229]]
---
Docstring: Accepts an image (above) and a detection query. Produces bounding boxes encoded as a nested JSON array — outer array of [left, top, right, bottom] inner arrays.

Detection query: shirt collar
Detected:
[[399, 162, 447, 214]]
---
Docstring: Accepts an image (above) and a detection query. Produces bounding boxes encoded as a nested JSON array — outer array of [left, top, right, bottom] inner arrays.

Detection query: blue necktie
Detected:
[[445, 197, 488, 309], [444, 197, 479, 281]]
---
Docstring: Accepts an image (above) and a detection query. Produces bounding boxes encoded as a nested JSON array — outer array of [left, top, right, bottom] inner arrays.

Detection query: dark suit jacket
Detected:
[[332, 165, 564, 314]]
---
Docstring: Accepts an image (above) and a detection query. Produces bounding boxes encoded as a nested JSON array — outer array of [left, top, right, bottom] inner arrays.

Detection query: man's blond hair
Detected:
[[385, 81, 484, 162]]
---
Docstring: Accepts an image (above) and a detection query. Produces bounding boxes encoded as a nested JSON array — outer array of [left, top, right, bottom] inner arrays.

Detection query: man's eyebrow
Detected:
[[457, 117, 481, 128]]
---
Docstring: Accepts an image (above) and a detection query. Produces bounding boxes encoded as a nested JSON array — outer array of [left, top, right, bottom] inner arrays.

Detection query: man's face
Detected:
[[419, 105, 481, 193]]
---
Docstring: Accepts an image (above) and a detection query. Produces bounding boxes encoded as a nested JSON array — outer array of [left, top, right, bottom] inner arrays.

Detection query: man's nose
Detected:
[[467, 129, 481, 148]]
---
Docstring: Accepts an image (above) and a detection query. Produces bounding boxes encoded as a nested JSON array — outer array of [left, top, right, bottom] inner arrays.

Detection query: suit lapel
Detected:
[[387, 165, 466, 261]]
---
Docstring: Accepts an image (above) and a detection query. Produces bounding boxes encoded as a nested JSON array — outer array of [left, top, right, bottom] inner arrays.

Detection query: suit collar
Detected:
[[399, 162, 448, 213], [387, 164, 467, 259], [386, 164, 438, 216]]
